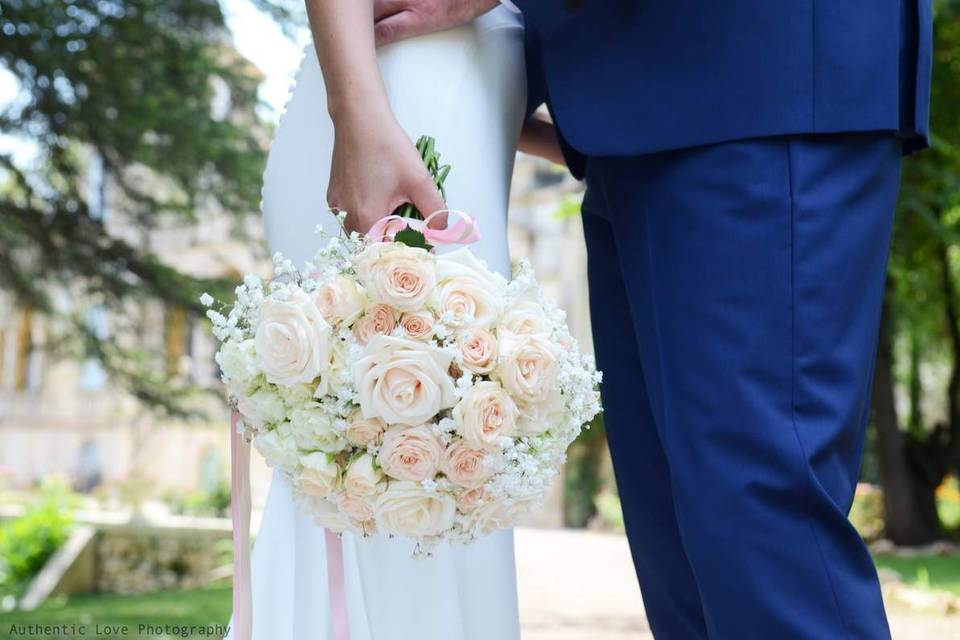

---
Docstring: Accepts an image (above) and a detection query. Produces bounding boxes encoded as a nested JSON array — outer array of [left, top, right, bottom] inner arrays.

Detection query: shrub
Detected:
[[0, 480, 76, 600]]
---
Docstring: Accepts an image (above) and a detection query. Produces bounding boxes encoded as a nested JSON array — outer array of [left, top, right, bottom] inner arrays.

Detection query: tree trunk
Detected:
[[872, 290, 941, 544]]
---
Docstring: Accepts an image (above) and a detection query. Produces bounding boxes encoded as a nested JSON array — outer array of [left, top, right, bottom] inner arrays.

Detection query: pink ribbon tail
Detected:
[[366, 210, 480, 247], [230, 411, 253, 640], [325, 529, 351, 640]]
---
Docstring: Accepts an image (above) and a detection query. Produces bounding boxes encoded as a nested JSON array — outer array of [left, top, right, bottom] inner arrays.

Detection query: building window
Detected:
[[14, 308, 32, 392], [81, 305, 108, 391], [164, 305, 193, 377]]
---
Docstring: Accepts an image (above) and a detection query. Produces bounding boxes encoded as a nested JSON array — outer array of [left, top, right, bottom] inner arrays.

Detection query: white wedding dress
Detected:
[[228, 8, 526, 640]]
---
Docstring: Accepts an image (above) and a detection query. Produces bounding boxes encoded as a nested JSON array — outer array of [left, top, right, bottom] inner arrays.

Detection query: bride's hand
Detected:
[[328, 110, 446, 235]]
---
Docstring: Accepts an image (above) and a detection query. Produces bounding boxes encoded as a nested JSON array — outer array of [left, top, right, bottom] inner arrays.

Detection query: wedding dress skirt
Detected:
[[228, 9, 526, 640]]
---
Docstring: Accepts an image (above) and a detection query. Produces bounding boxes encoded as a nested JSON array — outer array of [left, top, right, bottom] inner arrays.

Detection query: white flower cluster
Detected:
[[206, 225, 601, 550]]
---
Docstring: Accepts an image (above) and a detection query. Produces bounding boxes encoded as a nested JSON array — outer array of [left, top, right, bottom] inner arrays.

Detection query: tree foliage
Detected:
[[874, 0, 960, 543], [0, 0, 299, 414]]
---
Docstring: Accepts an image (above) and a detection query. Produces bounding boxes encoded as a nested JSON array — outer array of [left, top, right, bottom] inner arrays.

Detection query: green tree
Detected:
[[873, 0, 960, 543], [0, 0, 299, 414]]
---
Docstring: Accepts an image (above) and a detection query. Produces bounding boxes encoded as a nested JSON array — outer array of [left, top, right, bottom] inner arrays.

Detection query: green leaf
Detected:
[[393, 226, 434, 252]]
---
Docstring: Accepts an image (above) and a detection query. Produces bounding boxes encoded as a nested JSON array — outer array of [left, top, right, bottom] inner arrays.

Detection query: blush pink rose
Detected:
[[378, 425, 444, 481], [457, 328, 498, 374], [457, 487, 485, 514], [353, 304, 397, 345], [441, 441, 492, 489], [399, 311, 435, 341]]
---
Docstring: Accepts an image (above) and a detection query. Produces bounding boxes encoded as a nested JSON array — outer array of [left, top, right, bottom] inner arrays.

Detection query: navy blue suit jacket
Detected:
[[518, 1, 933, 177]]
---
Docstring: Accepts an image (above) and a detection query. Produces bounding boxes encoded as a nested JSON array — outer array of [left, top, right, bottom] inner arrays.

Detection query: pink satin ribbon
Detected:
[[367, 209, 481, 247], [230, 411, 252, 640], [325, 529, 351, 640], [230, 412, 351, 640]]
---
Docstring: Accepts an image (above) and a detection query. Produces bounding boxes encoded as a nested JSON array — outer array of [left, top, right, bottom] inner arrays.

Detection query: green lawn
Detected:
[[0, 586, 232, 639], [2, 554, 959, 638], [874, 553, 960, 596]]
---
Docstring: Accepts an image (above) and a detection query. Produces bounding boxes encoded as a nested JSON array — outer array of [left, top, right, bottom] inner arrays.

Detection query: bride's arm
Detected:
[[305, 0, 445, 233]]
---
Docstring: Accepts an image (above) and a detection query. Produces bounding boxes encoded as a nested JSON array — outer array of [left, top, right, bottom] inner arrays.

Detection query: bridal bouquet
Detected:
[[206, 138, 601, 550]]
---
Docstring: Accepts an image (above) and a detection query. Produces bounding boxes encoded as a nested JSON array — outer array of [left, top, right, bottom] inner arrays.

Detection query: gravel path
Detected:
[[514, 528, 958, 640]]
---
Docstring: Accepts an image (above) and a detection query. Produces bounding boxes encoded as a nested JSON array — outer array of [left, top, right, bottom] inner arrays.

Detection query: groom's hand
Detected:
[[373, 0, 500, 46]]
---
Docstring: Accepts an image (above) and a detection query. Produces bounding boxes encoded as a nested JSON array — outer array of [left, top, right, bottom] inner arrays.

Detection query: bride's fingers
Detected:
[[407, 177, 447, 230], [375, 11, 427, 47]]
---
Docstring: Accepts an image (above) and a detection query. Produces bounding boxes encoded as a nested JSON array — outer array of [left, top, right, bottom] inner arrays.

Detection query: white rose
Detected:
[[288, 406, 347, 453], [255, 288, 332, 387], [296, 451, 341, 497], [237, 388, 286, 429], [315, 275, 366, 326], [354, 243, 436, 312], [253, 428, 299, 473], [344, 453, 384, 496], [374, 481, 456, 538], [496, 331, 561, 408], [452, 381, 518, 451], [279, 383, 315, 407], [467, 492, 542, 535], [516, 389, 565, 437], [353, 335, 457, 425], [218, 339, 258, 388], [499, 301, 552, 336], [378, 425, 443, 481], [435, 249, 505, 329]]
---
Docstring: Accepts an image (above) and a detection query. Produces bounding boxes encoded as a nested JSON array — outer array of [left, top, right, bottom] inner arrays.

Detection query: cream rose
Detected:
[[441, 441, 492, 489], [435, 250, 505, 329], [305, 495, 350, 532], [255, 288, 331, 387], [378, 425, 443, 481], [374, 481, 456, 538], [344, 453, 384, 496], [297, 451, 340, 497], [456, 328, 498, 374], [353, 335, 457, 425], [315, 275, 365, 326], [499, 301, 552, 336], [496, 331, 561, 408], [467, 492, 541, 535], [336, 492, 375, 522], [352, 304, 397, 345], [346, 414, 386, 447], [354, 243, 436, 311], [452, 381, 518, 451], [399, 311, 435, 341]]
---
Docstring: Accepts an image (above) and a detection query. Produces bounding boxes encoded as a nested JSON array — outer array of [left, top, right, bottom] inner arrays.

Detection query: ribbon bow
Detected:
[[366, 209, 481, 247]]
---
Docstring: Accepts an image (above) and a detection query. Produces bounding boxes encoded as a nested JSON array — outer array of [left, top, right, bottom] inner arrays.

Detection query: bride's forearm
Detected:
[[305, 0, 391, 124]]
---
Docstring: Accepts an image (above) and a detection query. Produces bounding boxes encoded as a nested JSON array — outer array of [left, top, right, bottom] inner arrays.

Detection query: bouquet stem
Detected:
[[393, 135, 451, 220]]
